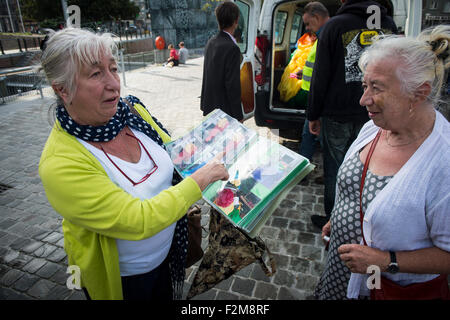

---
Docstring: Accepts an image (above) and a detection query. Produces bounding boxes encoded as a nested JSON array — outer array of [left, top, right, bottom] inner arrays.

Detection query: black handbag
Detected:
[[185, 204, 204, 268]]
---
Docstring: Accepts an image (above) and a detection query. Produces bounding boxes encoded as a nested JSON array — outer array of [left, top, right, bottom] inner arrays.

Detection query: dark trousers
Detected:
[[299, 120, 320, 161], [121, 257, 173, 300], [82, 258, 173, 300], [320, 116, 367, 217]]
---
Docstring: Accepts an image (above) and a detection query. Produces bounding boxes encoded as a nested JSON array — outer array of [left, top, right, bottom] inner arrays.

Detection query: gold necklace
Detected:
[[385, 126, 433, 147]]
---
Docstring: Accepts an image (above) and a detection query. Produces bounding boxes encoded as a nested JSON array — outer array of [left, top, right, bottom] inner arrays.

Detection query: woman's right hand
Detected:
[[190, 154, 229, 191], [322, 220, 331, 246]]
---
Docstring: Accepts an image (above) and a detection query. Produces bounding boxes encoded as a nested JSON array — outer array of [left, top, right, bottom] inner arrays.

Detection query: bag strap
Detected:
[[123, 97, 171, 144], [259, 246, 277, 277], [252, 236, 276, 276], [360, 129, 383, 246], [122, 97, 139, 116]]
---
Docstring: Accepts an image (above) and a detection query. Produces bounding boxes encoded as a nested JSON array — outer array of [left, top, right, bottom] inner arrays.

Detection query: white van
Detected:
[[232, 0, 445, 131]]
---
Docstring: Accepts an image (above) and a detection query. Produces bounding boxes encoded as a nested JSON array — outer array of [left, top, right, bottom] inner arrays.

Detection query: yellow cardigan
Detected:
[[39, 104, 202, 300]]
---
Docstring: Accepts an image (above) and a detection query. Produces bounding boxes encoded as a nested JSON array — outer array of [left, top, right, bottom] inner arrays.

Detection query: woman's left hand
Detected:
[[338, 244, 389, 274]]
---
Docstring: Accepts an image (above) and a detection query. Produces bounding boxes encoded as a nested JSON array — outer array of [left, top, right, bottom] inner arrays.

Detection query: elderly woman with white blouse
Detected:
[[317, 25, 450, 300]]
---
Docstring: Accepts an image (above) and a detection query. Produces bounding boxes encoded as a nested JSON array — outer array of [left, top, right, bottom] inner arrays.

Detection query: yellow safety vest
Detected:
[[301, 40, 317, 92]]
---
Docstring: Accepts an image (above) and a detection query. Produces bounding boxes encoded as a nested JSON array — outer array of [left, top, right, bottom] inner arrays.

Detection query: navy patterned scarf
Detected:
[[56, 95, 187, 300]]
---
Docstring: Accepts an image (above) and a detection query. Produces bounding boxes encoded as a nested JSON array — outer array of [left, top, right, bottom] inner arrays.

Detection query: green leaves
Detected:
[[21, 0, 139, 23]]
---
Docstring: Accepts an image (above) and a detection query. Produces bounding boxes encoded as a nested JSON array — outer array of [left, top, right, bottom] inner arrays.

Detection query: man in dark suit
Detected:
[[201, 1, 243, 121]]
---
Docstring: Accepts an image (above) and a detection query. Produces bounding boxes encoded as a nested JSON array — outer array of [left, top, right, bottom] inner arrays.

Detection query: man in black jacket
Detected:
[[200, 1, 243, 121], [307, 0, 397, 228]]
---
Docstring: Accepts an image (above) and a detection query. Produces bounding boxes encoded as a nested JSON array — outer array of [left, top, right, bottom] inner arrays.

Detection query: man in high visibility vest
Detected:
[[296, 3, 329, 162]]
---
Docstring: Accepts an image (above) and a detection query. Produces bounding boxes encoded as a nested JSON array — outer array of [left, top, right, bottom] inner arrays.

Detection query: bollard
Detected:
[[120, 49, 126, 87], [155, 36, 165, 64], [38, 82, 43, 99]]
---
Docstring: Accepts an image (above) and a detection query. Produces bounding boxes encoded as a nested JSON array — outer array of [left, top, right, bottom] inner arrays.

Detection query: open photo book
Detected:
[[165, 109, 315, 238]]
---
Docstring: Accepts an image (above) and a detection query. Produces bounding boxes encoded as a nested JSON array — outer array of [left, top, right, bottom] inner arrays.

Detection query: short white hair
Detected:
[[359, 25, 450, 106], [39, 28, 119, 104]]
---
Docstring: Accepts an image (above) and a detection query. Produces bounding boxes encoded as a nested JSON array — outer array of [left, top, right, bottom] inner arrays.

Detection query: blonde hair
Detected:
[[39, 28, 119, 105], [359, 25, 450, 106]]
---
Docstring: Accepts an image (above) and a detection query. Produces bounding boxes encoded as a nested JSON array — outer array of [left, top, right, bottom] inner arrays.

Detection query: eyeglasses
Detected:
[[100, 132, 158, 186]]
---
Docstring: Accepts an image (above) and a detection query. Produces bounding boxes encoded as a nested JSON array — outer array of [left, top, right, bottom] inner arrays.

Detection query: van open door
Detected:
[[252, 0, 338, 131], [233, 0, 261, 120], [251, 0, 448, 132], [254, 0, 315, 131]]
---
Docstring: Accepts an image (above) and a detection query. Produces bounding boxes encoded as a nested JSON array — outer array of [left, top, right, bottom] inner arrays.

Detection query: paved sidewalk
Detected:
[[0, 57, 327, 300]]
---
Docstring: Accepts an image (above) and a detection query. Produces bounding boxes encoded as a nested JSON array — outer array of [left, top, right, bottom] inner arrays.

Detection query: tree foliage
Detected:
[[201, 0, 224, 12], [21, 0, 140, 22], [21, 0, 62, 21]]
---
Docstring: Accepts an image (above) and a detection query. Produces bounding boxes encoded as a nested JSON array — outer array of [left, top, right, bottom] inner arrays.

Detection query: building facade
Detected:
[[148, 0, 220, 49], [422, 0, 450, 28], [0, 0, 24, 33]]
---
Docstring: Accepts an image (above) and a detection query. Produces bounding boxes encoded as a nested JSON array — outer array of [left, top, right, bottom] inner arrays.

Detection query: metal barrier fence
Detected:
[[119, 48, 204, 71], [0, 33, 150, 56], [0, 67, 45, 104], [115, 30, 151, 42], [120, 51, 158, 71], [0, 47, 205, 104], [0, 37, 43, 55]]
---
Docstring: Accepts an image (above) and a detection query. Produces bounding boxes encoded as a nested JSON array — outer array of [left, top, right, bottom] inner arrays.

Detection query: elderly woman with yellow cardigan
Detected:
[[38, 28, 228, 300]]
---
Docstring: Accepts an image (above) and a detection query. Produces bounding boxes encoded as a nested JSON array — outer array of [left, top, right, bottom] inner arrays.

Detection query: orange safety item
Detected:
[[155, 36, 165, 50], [297, 32, 316, 48], [255, 34, 269, 85], [277, 33, 316, 102]]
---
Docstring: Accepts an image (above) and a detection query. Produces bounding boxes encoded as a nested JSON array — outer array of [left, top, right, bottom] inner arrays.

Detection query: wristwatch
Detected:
[[387, 251, 399, 274]]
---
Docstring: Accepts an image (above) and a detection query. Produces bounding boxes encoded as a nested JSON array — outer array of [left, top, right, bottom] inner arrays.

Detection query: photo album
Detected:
[[165, 109, 314, 238]]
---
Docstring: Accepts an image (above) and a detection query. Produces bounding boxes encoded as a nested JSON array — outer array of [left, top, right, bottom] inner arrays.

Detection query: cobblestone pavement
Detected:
[[0, 57, 328, 300]]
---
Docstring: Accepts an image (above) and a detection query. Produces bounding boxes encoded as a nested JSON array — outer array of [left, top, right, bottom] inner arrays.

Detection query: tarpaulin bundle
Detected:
[[277, 33, 316, 102], [187, 209, 276, 299]]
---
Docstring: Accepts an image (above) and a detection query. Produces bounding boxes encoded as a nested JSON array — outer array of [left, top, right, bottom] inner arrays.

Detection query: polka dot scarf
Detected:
[[56, 95, 188, 300], [56, 95, 167, 144]]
